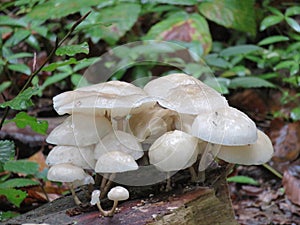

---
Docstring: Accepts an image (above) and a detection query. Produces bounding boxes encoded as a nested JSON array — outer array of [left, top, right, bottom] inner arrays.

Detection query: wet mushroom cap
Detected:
[[107, 186, 129, 201], [217, 129, 274, 165], [192, 106, 258, 146], [47, 163, 88, 183], [95, 151, 138, 173], [149, 130, 199, 171], [46, 114, 112, 146], [144, 73, 228, 115], [46, 145, 96, 169]]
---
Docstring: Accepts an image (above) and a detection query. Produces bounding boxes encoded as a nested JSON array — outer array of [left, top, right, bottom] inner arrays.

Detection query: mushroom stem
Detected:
[[100, 173, 116, 199], [165, 172, 172, 192], [113, 116, 126, 131], [189, 166, 198, 182], [68, 183, 82, 205], [96, 201, 110, 217], [100, 175, 108, 192], [107, 200, 119, 216]]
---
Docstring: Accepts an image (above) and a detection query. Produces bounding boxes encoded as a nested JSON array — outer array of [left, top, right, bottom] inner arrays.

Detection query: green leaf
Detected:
[[92, 3, 141, 45], [7, 63, 31, 75], [0, 188, 27, 207], [0, 87, 39, 110], [6, 112, 48, 135], [4, 29, 31, 47], [229, 77, 275, 89], [6, 52, 33, 61], [258, 35, 289, 46], [0, 178, 39, 189], [0, 81, 12, 94], [55, 42, 89, 56], [27, 0, 104, 20], [285, 6, 300, 17], [151, 0, 197, 5], [4, 160, 39, 175], [227, 175, 259, 185], [0, 15, 27, 27], [205, 54, 231, 69], [0, 140, 15, 171], [145, 12, 212, 54], [0, 211, 19, 221], [290, 63, 299, 76], [42, 58, 77, 72], [291, 107, 300, 121], [199, 0, 256, 35], [260, 15, 284, 31], [274, 60, 295, 70], [285, 17, 300, 33], [220, 45, 261, 57], [71, 74, 91, 88]]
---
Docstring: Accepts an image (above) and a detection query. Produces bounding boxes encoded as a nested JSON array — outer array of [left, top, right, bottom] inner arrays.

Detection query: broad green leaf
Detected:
[[42, 58, 77, 72], [267, 6, 284, 17], [229, 77, 275, 89], [4, 160, 39, 175], [7, 63, 31, 75], [0, 81, 11, 93], [285, 6, 300, 17], [71, 74, 91, 88], [227, 175, 259, 185], [199, 0, 256, 35], [0, 140, 15, 171], [205, 54, 231, 69], [0, 178, 39, 189], [55, 42, 89, 56], [145, 12, 212, 54], [258, 35, 289, 46], [220, 45, 261, 57], [4, 29, 31, 47], [73, 57, 99, 72], [0, 188, 27, 207], [285, 17, 300, 33], [260, 15, 284, 31], [6, 52, 33, 61], [151, 0, 197, 5], [27, 0, 104, 20], [5, 112, 48, 135], [39, 72, 73, 95], [290, 63, 299, 76], [0, 15, 27, 27], [0, 87, 39, 110], [274, 60, 295, 70]]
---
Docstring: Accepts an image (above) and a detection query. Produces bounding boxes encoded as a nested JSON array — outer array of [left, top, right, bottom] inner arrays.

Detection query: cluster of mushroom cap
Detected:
[[46, 73, 274, 215]]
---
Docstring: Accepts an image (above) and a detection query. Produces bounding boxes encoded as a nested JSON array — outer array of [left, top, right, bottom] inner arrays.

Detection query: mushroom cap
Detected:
[[174, 113, 197, 135], [94, 131, 144, 160], [95, 151, 138, 173], [46, 114, 112, 146], [144, 73, 228, 115], [217, 129, 274, 165], [47, 163, 88, 183], [73, 174, 95, 188], [46, 145, 96, 169], [53, 81, 155, 116], [107, 186, 129, 201], [90, 190, 101, 205], [149, 130, 199, 172], [192, 106, 257, 146], [128, 104, 176, 142]]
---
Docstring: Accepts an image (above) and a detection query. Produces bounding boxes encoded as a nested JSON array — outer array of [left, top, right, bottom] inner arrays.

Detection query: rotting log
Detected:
[[4, 165, 239, 225]]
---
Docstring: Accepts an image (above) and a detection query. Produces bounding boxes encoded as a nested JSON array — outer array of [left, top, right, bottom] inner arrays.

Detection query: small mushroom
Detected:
[[149, 130, 199, 190], [217, 129, 274, 165], [90, 186, 129, 217], [47, 163, 94, 205], [95, 151, 138, 197], [46, 145, 96, 170], [46, 114, 112, 146]]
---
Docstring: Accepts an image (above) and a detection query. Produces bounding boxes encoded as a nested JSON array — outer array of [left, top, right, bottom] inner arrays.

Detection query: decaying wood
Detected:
[[4, 165, 238, 225]]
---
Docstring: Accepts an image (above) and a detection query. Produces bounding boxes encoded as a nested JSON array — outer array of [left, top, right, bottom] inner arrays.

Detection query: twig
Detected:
[[0, 11, 91, 131], [262, 163, 283, 179]]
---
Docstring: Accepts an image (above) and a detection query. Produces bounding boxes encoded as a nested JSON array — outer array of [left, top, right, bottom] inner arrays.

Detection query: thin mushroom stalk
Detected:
[[68, 183, 82, 205], [91, 186, 129, 217]]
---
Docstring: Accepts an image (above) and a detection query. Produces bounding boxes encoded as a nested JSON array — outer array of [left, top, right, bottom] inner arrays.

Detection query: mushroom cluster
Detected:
[[46, 73, 274, 216]]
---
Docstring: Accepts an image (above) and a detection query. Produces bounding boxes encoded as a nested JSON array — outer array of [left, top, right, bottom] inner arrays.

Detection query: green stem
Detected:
[[262, 163, 283, 179]]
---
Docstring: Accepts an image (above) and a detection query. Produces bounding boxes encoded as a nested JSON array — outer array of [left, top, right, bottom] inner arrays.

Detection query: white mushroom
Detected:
[[94, 131, 144, 160], [217, 129, 274, 165], [46, 114, 112, 146], [46, 145, 96, 170], [47, 163, 94, 205], [192, 106, 258, 146], [149, 130, 199, 189], [90, 186, 129, 217], [144, 73, 228, 115]]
